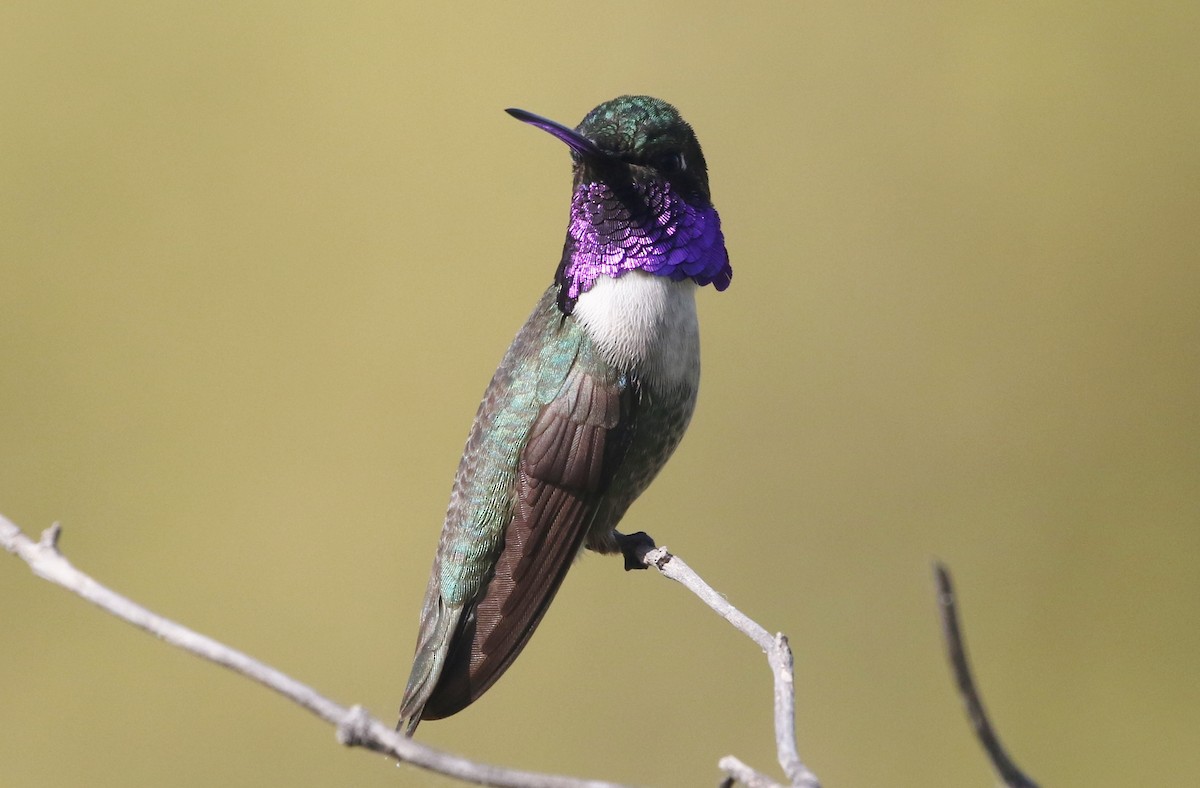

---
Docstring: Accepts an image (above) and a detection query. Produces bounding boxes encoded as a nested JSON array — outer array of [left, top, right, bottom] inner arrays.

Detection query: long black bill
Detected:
[[505, 107, 607, 160]]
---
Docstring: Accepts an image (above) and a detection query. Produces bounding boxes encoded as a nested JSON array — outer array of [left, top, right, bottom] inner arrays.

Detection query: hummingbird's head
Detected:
[[572, 95, 714, 204], [507, 96, 731, 314]]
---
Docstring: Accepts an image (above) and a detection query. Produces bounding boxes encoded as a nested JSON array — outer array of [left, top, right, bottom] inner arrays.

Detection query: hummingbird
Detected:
[[397, 95, 731, 734]]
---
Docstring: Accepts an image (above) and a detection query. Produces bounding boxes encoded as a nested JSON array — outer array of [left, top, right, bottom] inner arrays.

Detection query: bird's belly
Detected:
[[571, 272, 700, 393], [572, 272, 702, 550]]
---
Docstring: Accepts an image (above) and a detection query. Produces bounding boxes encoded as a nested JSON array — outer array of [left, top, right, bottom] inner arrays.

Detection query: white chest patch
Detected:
[[571, 272, 700, 391]]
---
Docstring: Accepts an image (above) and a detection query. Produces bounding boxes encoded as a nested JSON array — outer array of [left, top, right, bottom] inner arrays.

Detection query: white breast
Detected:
[[571, 271, 700, 391]]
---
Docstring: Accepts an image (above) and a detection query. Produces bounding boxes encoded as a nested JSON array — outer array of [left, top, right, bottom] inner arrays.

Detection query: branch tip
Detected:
[[719, 755, 783, 788], [40, 522, 63, 551], [934, 563, 1039, 788]]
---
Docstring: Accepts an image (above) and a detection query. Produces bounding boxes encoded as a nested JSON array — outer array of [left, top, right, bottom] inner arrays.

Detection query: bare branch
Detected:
[[1, 513, 629, 788], [933, 562, 1039, 788], [631, 544, 821, 788], [3, 509, 821, 787]]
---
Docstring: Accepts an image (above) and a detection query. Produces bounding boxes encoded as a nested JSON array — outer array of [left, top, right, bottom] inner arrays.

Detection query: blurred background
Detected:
[[2, 3, 1197, 786]]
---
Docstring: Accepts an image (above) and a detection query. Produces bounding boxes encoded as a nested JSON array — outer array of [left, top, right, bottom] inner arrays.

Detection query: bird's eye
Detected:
[[656, 152, 686, 173]]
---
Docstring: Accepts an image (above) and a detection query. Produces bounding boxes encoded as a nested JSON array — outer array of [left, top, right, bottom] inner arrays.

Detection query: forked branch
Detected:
[[632, 544, 820, 788]]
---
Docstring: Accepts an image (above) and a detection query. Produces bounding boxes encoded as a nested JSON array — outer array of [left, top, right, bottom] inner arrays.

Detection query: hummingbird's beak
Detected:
[[505, 108, 607, 161]]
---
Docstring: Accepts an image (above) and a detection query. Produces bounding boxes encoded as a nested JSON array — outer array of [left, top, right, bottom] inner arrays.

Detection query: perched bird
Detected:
[[397, 95, 731, 734]]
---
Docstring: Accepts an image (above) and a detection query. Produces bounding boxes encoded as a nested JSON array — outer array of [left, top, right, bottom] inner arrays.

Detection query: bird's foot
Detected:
[[615, 531, 657, 571]]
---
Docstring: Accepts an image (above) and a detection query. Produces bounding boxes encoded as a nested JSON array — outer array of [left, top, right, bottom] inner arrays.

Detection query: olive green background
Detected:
[[2, 3, 1197, 787]]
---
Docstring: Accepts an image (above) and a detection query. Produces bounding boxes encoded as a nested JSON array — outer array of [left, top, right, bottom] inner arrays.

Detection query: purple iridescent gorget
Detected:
[[558, 178, 731, 309]]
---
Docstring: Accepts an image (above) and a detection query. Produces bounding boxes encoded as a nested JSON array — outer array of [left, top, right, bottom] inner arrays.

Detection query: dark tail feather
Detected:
[[397, 598, 463, 735], [418, 481, 591, 721]]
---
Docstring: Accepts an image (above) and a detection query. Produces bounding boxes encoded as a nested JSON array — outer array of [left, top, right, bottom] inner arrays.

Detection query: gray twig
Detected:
[[933, 562, 1039, 788], [0, 513, 628, 788], [633, 545, 820, 788]]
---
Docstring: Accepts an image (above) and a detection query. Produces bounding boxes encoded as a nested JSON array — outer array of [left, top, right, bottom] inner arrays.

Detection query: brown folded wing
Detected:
[[420, 367, 637, 719]]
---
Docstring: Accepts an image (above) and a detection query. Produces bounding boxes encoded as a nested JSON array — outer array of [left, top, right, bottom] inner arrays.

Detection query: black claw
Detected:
[[615, 531, 657, 571]]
